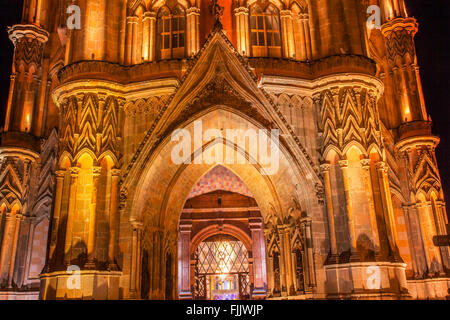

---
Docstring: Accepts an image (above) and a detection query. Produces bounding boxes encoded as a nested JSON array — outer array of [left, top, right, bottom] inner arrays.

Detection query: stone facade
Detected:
[[0, 0, 448, 300]]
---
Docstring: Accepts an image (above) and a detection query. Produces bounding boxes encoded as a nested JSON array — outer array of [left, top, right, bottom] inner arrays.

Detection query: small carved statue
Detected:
[[209, 0, 224, 28]]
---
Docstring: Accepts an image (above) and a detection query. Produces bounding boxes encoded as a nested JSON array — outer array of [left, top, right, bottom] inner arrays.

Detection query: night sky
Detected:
[[0, 0, 449, 217]]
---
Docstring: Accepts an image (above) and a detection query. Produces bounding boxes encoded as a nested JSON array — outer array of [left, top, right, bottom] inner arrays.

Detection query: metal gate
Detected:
[[194, 235, 250, 300]]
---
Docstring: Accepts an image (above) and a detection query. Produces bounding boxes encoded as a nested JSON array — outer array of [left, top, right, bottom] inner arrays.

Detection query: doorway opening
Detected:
[[194, 234, 250, 300], [177, 166, 267, 300]]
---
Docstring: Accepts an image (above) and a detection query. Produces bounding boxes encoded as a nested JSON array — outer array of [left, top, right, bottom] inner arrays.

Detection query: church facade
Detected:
[[0, 0, 449, 300]]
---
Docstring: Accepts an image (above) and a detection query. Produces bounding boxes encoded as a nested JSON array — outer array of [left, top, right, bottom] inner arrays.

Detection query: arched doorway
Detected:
[[178, 166, 267, 300], [126, 108, 320, 300]]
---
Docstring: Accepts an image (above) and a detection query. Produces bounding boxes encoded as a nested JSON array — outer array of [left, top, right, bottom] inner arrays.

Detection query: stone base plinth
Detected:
[[0, 291, 39, 300], [324, 261, 410, 299], [407, 278, 450, 299], [40, 270, 122, 300]]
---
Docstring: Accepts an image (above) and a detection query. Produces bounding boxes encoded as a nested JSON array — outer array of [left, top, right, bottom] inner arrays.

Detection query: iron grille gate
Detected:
[[194, 235, 250, 300]]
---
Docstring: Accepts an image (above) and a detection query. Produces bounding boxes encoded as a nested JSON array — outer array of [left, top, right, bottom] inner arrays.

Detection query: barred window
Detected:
[[157, 6, 185, 59], [250, 4, 281, 57]]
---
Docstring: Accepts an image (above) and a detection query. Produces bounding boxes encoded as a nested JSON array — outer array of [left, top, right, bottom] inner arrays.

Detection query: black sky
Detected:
[[407, 0, 450, 219], [0, 0, 449, 217]]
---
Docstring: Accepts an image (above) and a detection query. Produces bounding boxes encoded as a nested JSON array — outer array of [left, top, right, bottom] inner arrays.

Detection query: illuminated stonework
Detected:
[[0, 0, 448, 300]]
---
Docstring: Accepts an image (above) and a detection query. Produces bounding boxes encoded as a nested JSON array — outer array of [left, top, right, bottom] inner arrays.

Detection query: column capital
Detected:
[[143, 11, 156, 20], [277, 223, 289, 232], [234, 7, 249, 15], [376, 161, 388, 172], [126, 16, 140, 24], [179, 223, 192, 236], [55, 170, 66, 178], [319, 163, 331, 172], [186, 7, 200, 16], [69, 167, 80, 176], [92, 166, 102, 177], [434, 200, 445, 207], [299, 13, 309, 20], [338, 160, 348, 168], [360, 158, 371, 168], [249, 217, 264, 229], [381, 17, 418, 38], [130, 220, 143, 230], [414, 202, 425, 209], [111, 168, 121, 177], [280, 10, 293, 18], [300, 216, 312, 226], [8, 23, 49, 45]]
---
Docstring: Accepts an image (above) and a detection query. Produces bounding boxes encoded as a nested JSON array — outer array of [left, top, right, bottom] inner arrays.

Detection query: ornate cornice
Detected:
[[395, 135, 440, 154], [52, 78, 179, 107], [8, 24, 49, 45]]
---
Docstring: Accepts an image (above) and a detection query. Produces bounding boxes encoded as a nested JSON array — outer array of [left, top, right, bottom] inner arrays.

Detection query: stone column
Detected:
[[435, 201, 450, 270], [426, 201, 445, 275], [264, 230, 274, 294], [125, 16, 138, 65], [151, 230, 157, 296], [234, 7, 250, 56], [0, 212, 13, 280], [108, 169, 120, 270], [402, 205, 419, 277], [433, 200, 448, 235], [277, 225, 288, 296], [301, 217, 316, 288], [416, 202, 445, 275], [249, 217, 267, 298], [129, 220, 143, 298], [294, 14, 306, 61], [320, 164, 338, 262], [48, 170, 65, 263], [6, 24, 48, 133], [186, 7, 200, 56], [178, 221, 192, 299], [142, 11, 156, 62], [22, 216, 35, 287], [302, 14, 312, 60], [441, 202, 449, 226], [86, 166, 101, 268], [360, 158, 381, 253], [137, 228, 143, 296], [131, 16, 140, 64], [7, 213, 22, 287], [280, 10, 295, 59], [64, 167, 80, 265], [413, 203, 431, 274], [3, 73, 17, 132], [125, 17, 133, 65], [142, 12, 151, 62], [338, 160, 359, 260], [376, 161, 401, 261], [280, 225, 295, 295]]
